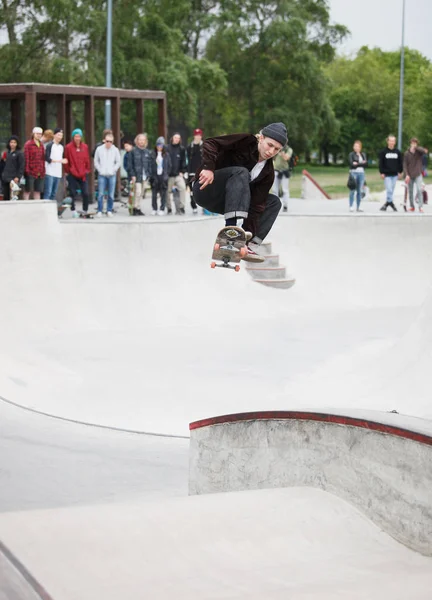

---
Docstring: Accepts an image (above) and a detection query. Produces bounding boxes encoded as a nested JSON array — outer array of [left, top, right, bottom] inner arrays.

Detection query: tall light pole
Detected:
[[397, 0, 406, 150], [105, 0, 113, 129]]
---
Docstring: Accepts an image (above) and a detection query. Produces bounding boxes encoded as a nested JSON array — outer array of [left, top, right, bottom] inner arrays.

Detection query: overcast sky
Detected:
[[329, 0, 432, 60]]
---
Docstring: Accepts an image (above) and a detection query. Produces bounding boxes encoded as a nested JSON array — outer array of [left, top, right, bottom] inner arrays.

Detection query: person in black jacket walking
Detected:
[[1, 136, 24, 200], [130, 133, 154, 216], [378, 135, 403, 212], [186, 128, 204, 214], [348, 140, 367, 212], [167, 133, 187, 215], [150, 137, 172, 215]]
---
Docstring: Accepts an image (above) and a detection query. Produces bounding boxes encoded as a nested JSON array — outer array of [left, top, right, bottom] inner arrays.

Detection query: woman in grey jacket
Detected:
[[348, 140, 368, 212], [1, 136, 24, 200]]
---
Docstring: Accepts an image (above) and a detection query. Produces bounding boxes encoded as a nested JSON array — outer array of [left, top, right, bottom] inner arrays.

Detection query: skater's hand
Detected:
[[13, 177, 19, 183], [199, 169, 214, 190], [380, 174, 385, 179], [405, 176, 410, 184], [131, 176, 136, 183], [62, 158, 68, 164]]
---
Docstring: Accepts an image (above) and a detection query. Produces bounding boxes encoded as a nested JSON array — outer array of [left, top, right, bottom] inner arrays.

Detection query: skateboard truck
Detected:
[[210, 241, 246, 272]]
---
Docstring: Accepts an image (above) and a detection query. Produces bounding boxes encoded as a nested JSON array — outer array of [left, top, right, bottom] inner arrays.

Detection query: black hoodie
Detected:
[[379, 147, 403, 176]]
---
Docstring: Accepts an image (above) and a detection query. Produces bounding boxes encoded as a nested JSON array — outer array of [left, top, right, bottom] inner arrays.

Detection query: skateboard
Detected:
[[10, 181, 21, 201], [128, 181, 135, 216], [211, 226, 247, 272], [78, 210, 97, 219]]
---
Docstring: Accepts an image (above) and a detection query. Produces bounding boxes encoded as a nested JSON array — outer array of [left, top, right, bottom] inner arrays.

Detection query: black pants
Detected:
[[188, 174, 198, 209], [68, 174, 89, 212], [2, 180, 11, 200], [193, 166, 281, 243], [152, 175, 168, 211]]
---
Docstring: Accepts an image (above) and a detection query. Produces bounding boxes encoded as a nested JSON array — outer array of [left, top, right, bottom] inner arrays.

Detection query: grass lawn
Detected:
[[289, 164, 384, 199]]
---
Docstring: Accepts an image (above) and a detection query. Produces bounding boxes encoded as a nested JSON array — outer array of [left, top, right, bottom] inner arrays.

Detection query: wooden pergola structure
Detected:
[[0, 83, 167, 195]]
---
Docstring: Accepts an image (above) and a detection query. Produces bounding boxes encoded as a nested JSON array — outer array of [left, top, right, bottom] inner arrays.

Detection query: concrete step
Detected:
[[259, 241, 272, 255], [246, 266, 286, 280], [261, 254, 280, 267], [254, 278, 296, 290]]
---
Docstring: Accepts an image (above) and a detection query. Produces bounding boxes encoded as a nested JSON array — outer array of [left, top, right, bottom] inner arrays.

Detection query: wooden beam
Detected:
[[0, 83, 166, 101], [84, 95, 95, 200], [24, 91, 37, 141]]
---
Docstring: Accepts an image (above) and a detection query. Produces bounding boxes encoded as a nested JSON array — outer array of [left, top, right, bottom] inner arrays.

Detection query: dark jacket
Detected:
[[167, 143, 187, 176], [404, 147, 426, 179], [379, 147, 403, 176], [348, 151, 368, 170], [123, 151, 132, 179], [130, 146, 154, 182], [2, 148, 25, 183], [187, 142, 203, 175], [151, 149, 171, 182], [197, 133, 275, 237]]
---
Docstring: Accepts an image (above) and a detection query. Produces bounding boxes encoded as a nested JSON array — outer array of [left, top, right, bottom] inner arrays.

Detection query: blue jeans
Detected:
[[44, 175, 61, 201], [384, 176, 398, 204], [349, 171, 365, 208], [97, 175, 116, 212]]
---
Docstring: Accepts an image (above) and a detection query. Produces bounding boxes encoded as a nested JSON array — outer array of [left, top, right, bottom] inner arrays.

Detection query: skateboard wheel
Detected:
[[239, 247, 247, 257], [214, 243, 220, 251], [211, 262, 216, 269], [234, 265, 240, 272]]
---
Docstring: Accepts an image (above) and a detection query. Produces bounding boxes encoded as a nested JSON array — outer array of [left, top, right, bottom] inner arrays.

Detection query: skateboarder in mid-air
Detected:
[[193, 123, 287, 262]]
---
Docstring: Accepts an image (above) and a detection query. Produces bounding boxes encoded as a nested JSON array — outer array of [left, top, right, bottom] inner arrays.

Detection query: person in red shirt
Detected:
[[23, 126, 45, 199], [64, 128, 91, 215]]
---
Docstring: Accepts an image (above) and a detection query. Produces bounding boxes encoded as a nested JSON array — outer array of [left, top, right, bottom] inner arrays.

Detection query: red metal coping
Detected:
[[302, 169, 331, 199], [189, 411, 432, 447]]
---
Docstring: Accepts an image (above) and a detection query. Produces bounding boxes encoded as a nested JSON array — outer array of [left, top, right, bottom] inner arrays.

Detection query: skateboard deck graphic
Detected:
[[211, 226, 247, 272]]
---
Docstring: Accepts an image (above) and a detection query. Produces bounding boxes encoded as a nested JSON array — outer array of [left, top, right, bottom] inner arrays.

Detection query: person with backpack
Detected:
[[348, 140, 368, 212], [404, 138, 428, 212], [1, 136, 24, 200]]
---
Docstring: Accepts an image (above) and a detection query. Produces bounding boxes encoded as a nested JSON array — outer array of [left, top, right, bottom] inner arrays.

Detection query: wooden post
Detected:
[[39, 99, 48, 130], [135, 98, 144, 134], [10, 99, 21, 138], [56, 95, 66, 130], [158, 97, 167, 140], [84, 95, 95, 200], [111, 95, 121, 197], [65, 100, 73, 141], [24, 91, 37, 141]]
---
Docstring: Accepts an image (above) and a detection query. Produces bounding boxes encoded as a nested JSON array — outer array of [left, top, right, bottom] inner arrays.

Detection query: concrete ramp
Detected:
[[189, 410, 432, 555], [1, 202, 432, 435]]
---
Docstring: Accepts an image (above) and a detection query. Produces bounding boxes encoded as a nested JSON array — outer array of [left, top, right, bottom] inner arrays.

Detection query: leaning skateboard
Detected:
[[78, 210, 97, 219], [128, 181, 135, 216], [211, 226, 247, 272]]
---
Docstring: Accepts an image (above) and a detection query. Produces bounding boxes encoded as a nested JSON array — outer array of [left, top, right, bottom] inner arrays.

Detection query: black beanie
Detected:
[[262, 122, 288, 147]]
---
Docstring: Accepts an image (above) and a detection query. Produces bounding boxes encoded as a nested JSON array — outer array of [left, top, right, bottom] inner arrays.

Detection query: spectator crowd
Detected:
[[0, 125, 205, 217], [0, 124, 429, 216]]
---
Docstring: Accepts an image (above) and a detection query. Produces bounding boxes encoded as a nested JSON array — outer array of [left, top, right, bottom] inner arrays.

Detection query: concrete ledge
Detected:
[[189, 411, 432, 556], [0, 540, 54, 600]]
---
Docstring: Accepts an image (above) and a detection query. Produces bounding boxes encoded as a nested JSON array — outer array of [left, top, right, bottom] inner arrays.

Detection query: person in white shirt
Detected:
[[44, 128, 68, 200], [94, 133, 121, 217]]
